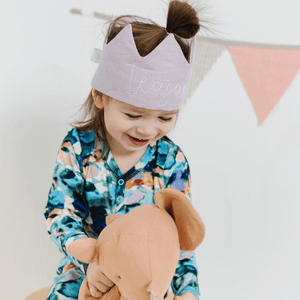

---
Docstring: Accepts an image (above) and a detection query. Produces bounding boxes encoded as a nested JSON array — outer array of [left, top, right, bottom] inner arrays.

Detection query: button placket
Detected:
[[116, 178, 125, 204], [118, 179, 125, 186], [116, 195, 123, 203]]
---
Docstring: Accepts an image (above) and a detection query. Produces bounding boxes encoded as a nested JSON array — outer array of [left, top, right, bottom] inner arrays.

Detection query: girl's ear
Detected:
[[67, 237, 98, 264], [92, 88, 104, 109]]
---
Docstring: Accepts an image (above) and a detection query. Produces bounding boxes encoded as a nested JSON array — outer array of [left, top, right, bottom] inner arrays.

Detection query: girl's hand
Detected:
[[86, 262, 115, 297]]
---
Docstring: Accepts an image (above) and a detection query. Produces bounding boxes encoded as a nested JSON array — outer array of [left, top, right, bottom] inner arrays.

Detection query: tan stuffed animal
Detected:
[[68, 187, 205, 300]]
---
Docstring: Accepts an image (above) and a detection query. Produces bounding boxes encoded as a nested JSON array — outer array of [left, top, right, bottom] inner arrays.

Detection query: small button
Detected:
[[117, 196, 123, 202], [118, 179, 125, 186]]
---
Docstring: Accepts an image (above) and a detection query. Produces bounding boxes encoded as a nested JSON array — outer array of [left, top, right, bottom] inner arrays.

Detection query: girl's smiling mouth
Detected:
[[127, 134, 150, 146]]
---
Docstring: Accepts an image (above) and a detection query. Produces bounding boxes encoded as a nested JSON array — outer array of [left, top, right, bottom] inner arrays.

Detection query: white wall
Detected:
[[1, 0, 299, 299]]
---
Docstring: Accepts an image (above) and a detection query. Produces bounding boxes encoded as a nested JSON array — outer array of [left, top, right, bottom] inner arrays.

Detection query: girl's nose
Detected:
[[136, 120, 157, 138]]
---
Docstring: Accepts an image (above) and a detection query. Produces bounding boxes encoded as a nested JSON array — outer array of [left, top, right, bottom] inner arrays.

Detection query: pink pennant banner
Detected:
[[229, 46, 300, 124]]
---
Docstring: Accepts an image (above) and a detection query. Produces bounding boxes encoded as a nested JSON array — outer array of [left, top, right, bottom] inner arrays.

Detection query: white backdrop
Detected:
[[1, 1, 300, 300]]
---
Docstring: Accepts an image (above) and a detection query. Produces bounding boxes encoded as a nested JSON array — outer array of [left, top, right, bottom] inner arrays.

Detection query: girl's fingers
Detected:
[[87, 262, 115, 287], [89, 284, 103, 298], [93, 280, 113, 293], [98, 270, 115, 287]]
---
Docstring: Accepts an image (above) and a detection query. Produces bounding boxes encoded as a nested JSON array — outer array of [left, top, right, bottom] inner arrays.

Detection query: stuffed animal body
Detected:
[[68, 187, 205, 300]]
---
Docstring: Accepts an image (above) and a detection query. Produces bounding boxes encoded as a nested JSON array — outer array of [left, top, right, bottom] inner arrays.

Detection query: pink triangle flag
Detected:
[[229, 46, 300, 124]]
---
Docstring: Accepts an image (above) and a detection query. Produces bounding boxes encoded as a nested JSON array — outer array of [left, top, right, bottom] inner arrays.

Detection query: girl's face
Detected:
[[97, 93, 178, 156]]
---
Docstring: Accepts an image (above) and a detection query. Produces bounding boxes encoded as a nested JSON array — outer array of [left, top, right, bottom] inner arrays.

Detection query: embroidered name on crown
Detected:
[[126, 63, 187, 106]]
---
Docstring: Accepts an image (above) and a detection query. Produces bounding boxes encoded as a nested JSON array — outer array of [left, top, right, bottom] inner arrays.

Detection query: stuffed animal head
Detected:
[[68, 187, 205, 300]]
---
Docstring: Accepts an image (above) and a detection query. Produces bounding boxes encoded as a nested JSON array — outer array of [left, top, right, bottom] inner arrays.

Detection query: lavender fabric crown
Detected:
[[91, 24, 195, 111]]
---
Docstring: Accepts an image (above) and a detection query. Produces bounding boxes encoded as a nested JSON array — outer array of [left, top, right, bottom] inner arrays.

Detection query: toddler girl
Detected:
[[45, 1, 204, 299]]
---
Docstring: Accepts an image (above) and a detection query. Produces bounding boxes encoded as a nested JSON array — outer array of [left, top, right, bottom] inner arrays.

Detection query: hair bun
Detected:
[[166, 0, 200, 39]]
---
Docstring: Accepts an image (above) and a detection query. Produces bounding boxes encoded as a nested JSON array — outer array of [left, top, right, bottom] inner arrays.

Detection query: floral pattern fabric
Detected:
[[45, 128, 200, 300]]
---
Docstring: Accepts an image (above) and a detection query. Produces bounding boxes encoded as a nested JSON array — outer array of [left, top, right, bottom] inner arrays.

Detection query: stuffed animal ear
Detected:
[[67, 237, 98, 264], [154, 187, 205, 252], [106, 213, 122, 226]]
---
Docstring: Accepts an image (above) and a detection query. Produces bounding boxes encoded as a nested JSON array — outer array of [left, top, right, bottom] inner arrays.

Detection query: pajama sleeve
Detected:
[[166, 147, 201, 300], [44, 130, 89, 274]]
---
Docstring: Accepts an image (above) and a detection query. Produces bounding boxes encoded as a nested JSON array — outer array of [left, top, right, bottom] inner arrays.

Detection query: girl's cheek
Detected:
[[166, 121, 176, 132], [118, 118, 131, 129]]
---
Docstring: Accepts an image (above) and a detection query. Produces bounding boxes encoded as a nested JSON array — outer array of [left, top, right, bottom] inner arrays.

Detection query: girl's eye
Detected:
[[126, 114, 141, 119], [159, 116, 173, 122]]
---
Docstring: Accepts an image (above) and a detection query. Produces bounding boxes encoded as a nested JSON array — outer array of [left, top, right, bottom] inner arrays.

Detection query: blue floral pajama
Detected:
[[44, 128, 201, 300]]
